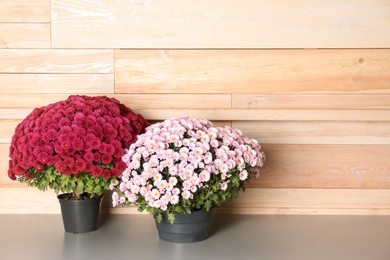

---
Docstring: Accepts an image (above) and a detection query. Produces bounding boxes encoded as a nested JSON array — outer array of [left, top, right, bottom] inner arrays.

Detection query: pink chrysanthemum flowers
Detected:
[[111, 116, 265, 223]]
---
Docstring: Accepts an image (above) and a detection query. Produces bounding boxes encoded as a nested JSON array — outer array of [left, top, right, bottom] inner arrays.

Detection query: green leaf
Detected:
[[204, 200, 212, 211], [75, 182, 84, 195], [174, 205, 183, 213], [155, 213, 163, 223], [168, 213, 175, 224]]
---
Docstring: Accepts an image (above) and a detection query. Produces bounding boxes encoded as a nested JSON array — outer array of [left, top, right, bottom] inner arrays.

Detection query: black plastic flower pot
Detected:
[[58, 194, 102, 233], [154, 209, 215, 243]]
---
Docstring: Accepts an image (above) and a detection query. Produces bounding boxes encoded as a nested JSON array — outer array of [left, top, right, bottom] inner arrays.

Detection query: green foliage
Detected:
[[17, 165, 114, 199], [126, 167, 250, 224], [167, 213, 175, 224]]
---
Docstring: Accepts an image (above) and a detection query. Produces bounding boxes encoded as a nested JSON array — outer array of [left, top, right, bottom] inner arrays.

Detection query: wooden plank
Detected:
[[0, 120, 18, 143], [0, 23, 50, 48], [0, 108, 387, 122], [115, 50, 390, 94], [1, 108, 389, 122], [0, 118, 231, 144], [133, 109, 390, 122], [2, 144, 389, 189], [0, 49, 113, 73], [0, 171, 26, 189], [51, 0, 390, 48], [224, 188, 390, 209], [0, 144, 11, 187], [3, 187, 390, 214], [0, 74, 114, 94], [0, 94, 87, 108], [108, 206, 390, 215], [232, 94, 390, 109], [251, 144, 390, 189], [216, 207, 390, 216], [0, 187, 61, 214], [233, 121, 390, 144], [0, 94, 231, 109], [112, 94, 231, 109], [0, 0, 50, 22]]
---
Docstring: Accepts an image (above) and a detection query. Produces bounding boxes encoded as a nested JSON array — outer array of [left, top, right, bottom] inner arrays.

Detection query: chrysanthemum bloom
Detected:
[[111, 116, 265, 223], [8, 95, 149, 199]]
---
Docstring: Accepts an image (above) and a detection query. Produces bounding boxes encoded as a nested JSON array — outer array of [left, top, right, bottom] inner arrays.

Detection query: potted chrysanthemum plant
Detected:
[[8, 95, 149, 233], [111, 116, 265, 242]]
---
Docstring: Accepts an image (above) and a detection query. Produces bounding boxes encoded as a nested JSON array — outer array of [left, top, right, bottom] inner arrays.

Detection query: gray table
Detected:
[[1, 214, 390, 260]]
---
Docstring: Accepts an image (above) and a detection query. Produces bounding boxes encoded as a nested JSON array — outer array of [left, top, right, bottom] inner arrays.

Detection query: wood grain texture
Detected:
[[233, 121, 390, 144], [0, 0, 50, 22], [3, 187, 390, 214], [1, 0, 390, 215], [132, 109, 390, 122], [0, 23, 50, 48], [251, 144, 390, 189], [0, 188, 61, 214], [0, 118, 231, 145], [224, 188, 390, 209], [0, 93, 231, 109], [51, 0, 390, 48], [115, 50, 390, 94], [1, 108, 389, 122], [0, 144, 11, 187], [112, 94, 231, 109], [216, 207, 390, 215], [0, 94, 90, 108], [0, 74, 113, 94], [232, 94, 390, 109], [0, 94, 230, 109], [0, 120, 18, 143], [1, 144, 389, 189], [108, 206, 390, 215], [0, 49, 113, 73]]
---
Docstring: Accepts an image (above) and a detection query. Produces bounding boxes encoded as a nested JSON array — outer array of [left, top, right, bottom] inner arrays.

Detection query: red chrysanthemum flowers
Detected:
[[8, 95, 149, 197]]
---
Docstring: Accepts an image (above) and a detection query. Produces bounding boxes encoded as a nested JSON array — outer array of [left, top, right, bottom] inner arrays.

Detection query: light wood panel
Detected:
[[51, 0, 390, 48], [0, 94, 92, 108], [109, 206, 390, 215], [232, 94, 390, 109], [0, 0, 50, 22], [0, 93, 231, 109], [251, 144, 390, 189], [0, 144, 11, 187], [2, 108, 389, 122], [0, 74, 113, 94], [112, 94, 231, 109], [115, 50, 390, 94], [224, 188, 390, 209], [233, 121, 390, 144], [216, 207, 390, 215], [0, 120, 18, 144], [0, 188, 61, 214], [1, 0, 389, 216], [0, 23, 50, 48], [0, 49, 113, 73], [0, 119, 232, 142], [3, 187, 390, 214], [132, 109, 390, 122], [2, 144, 389, 189]]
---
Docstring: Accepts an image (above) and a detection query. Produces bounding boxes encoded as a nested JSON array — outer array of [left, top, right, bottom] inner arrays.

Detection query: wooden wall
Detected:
[[1, 0, 390, 214]]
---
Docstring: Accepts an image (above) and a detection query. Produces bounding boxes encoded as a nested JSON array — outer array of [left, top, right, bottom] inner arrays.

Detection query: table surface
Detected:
[[1, 214, 390, 260]]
